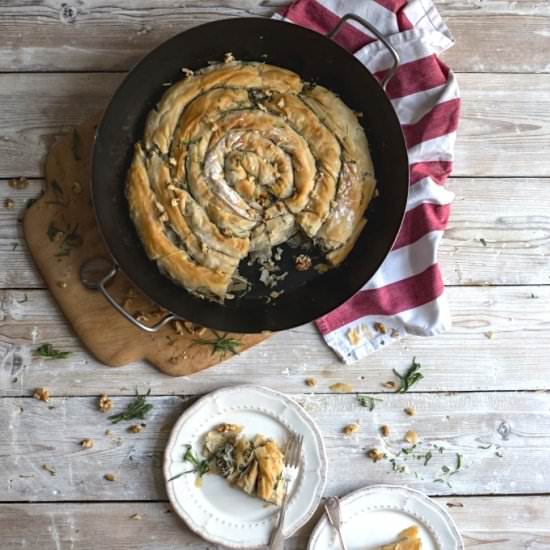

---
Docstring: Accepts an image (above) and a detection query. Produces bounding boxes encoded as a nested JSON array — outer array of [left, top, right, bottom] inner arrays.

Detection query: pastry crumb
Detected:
[[329, 383, 353, 393], [224, 52, 235, 63], [56, 281, 68, 289], [98, 394, 113, 413], [216, 423, 241, 434], [295, 254, 312, 271], [343, 423, 360, 435], [181, 67, 194, 77], [130, 513, 142, 520], [4, 198, 14, 209], [9, 177, 29, 190], [373, 322, 387, 334], [404, 407, 416, 417], [380, 425, 390, 437], [305, 377, 317, 387], [367, 448, 385, 462], [383, 381, 396, 389], [484, 331, 495, 339], [33, 387, 49, 402], [128, 424, 142, 433], [72, 181, 82, 193], [104, 473, 116, 482], [404, 430, 418, 444], [105, 429, 112, 436], [80, 438, 94, 449]]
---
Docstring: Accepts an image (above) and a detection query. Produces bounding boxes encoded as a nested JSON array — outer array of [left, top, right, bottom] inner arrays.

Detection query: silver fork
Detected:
[[268, 432, 304, 550]]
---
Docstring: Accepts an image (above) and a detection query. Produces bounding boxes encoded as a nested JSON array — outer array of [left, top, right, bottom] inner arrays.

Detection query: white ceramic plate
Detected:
[[308, 485, 463, 550], [164, 385, 327, 548]]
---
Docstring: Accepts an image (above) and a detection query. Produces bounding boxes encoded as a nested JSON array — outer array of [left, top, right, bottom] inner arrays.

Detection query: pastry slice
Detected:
[[373, 526, 422, 550], [202, 423, 285, 505]]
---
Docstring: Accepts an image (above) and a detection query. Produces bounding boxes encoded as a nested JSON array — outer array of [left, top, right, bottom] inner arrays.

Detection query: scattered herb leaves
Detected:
[[423, 451, 433, 466], [42, 464, 56, 476], [168, 444, 210, 481], [479, 238, 487, 247], [108, 389, 153, 424], [192, 332, 241, 356], [357, 394, 383, 411], [393, 357, 424, 393], [35, 343, 71, 360]]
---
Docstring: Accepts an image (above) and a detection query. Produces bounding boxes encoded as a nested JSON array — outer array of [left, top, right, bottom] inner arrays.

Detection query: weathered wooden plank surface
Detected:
[[1, 286, 548, 395], [2, 177, 549, 288], [1, 496, 549, 549], [1, 392, 549, 502], [1, 1, 549, 73], [1, 73, 550, 178]]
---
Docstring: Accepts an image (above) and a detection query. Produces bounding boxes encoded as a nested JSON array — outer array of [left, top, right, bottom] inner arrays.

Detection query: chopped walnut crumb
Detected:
[[373, 322, 387, 334], [33, 387, 49, 402], [172, 320, 185, 335], [9, 177, 29, 190], [305, 377, 317, 387], [404, 407, 416, 417], [295, 254, 312, 271], [329, 383, 353, 393], [98, 394, 112, 413], [224, 52, 235, 63], [104, 473, 116, 482], [128, 424, 142, 433], [80, 438, 94, 449], [343, 423, 360, 435], [367, 448, 385, 462], [4, 198, 14, 209], [380, 425, 390, 437], [130, 513, 142, 520], [72, 181, 82, 193], [181, 67, 194, 77], [404, 430, 418, 444], [56, 281, 67, 289], [383, 381, 397, 389]]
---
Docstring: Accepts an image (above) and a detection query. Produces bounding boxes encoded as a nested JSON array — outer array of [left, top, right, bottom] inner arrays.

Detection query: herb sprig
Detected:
[[168, 444, 210, 481], [108, 389, 153, 424], [393, 357, 424, 393], [35, 343, 71, 360], [193, 332, 241, 356], [357, 394, 383, 411]]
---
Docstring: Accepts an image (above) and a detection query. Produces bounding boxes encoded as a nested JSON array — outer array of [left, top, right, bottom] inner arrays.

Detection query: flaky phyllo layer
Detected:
[[127, 59, 376, 300], [203, 423, 285, 505]]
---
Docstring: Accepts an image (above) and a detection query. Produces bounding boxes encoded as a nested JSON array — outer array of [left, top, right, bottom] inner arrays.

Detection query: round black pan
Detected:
[[92, 17, 409, 333]]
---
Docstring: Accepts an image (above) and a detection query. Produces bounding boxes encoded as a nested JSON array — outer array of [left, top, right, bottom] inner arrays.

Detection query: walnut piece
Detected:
[[404, 407, 416, 417], [295, 254, 312, 272], [404, 430, 418, 444], [33, 387, 49, 402], [9, 177, 29, 190], [104, 473, 116, 481], [383, 381, 396, 389], [4, 198, 14, 209], [80, 438, 94, 449], [329, 383, 353, 393], [98, 393, 112, 413], [343, 423, 360, 435], [373, 322, 387, 334], [128, 424, 142, 433], [56, 281, 68, 289], [367, 448, 385, 462], [380, 425, 390, 437], [305, 377, 317, 387]]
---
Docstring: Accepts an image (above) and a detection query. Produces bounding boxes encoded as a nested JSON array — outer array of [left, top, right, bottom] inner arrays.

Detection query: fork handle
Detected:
[[268, 481, 291, 550]]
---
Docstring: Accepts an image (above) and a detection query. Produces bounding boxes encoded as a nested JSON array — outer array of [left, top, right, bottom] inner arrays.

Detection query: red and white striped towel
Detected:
[[275, 0, 460, 362]]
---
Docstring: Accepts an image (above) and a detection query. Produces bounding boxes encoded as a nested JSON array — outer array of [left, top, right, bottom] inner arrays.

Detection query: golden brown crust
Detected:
[[127, 60, 376, 299]]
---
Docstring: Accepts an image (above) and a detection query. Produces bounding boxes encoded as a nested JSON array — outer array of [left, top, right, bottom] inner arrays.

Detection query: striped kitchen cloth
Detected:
[[275, 0, 460, 362]]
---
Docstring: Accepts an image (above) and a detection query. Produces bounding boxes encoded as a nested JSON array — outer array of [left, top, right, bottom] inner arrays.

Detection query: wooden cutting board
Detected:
[[22, 114, 269, 376]]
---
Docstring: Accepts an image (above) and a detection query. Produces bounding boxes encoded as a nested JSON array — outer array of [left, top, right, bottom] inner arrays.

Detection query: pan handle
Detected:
[[327, 13, 400, 90], [80, 257, 177, 333]]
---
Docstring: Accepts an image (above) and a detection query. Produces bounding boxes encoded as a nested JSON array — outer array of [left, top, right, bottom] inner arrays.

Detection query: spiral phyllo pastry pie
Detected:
[[127, 58, 376, 300]]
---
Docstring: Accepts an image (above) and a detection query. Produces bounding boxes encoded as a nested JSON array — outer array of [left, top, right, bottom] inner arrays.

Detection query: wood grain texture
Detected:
[[0, 1, 549, 73], [2, 392, 549, 502], [1, 496, 549, 549], [1, 73, 550, 178], [3, 177, 550, 288], [1, 286, 549, 395]]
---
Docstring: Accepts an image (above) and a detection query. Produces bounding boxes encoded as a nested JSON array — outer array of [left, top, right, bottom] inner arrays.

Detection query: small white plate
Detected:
[[308, 485, 463, 550], [164, 385, 327, 548]]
